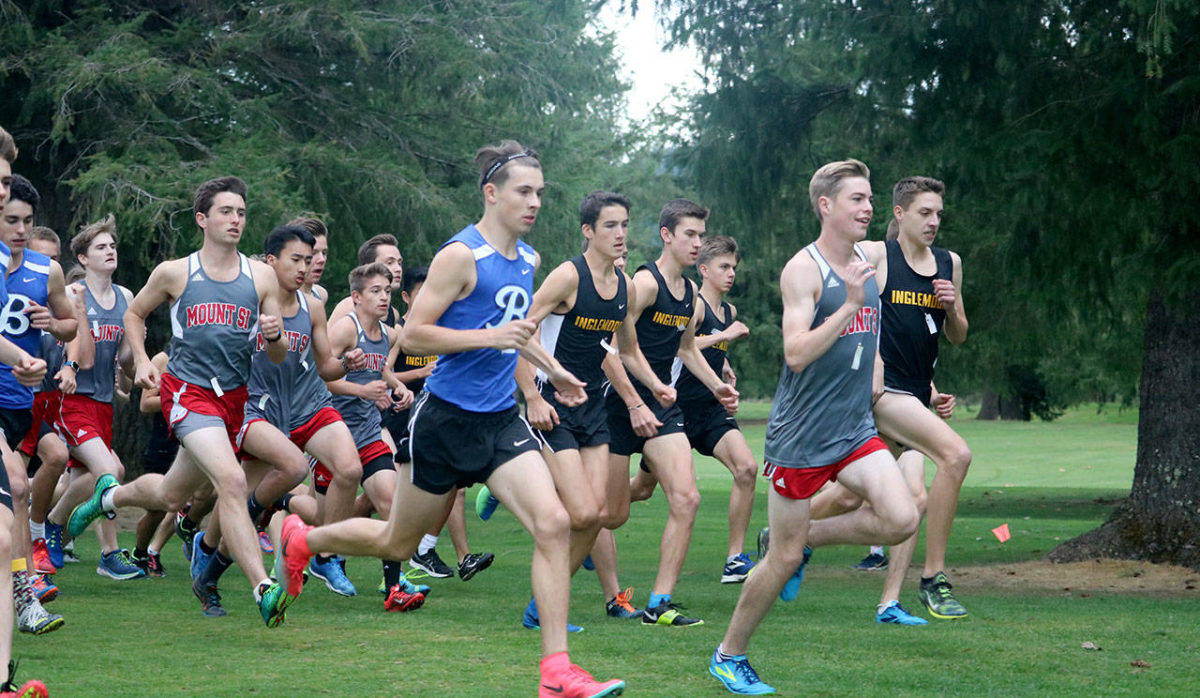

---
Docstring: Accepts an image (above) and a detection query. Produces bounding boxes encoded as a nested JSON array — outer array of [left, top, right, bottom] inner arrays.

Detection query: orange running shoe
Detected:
[[31, 540, 55, 576], [279, 514, 313, 598], [383, 585, 426, 612], [604, 587, 640, 619]]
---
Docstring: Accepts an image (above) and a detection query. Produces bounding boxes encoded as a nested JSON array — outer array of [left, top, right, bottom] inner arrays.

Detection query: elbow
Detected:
[[783, 348, 809, 374]]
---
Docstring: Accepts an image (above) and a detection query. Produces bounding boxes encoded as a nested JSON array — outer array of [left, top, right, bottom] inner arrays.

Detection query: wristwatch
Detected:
[[63, 360, 80, 372]]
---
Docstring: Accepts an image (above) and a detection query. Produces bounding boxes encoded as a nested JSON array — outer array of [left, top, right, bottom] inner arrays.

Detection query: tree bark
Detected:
[[1048, 293, 1200, 569], [977, 391, 999, 420]]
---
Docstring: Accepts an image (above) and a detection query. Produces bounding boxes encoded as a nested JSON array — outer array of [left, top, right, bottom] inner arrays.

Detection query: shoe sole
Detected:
[[709, 664, 775, 695], [458, 554, 495, 581], [642, 619, 704, 627], [918, 595, 968, 620], [385, 592, 426, 612], [21, 617, 65, 635], [720, 573, 749, 584], [35, 590, 58, 604], [587, 682, 625, 697], [408, 559, 453, 579], [96, 567, 145, 581]]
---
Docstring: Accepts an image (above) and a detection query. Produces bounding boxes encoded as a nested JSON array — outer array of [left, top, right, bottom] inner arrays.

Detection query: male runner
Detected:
[[601, 198, 738, 626], [708, 159, 920, 695], [68, 176, 293, 626], [281, 140, 624, 697], [130, 351, 178, 577], [810, 175, 971, 623], [0, 174, 77, 636], [290, 217, 329, 301]]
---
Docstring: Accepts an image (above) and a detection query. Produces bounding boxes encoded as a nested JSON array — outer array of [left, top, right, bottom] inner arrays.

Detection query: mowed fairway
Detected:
[[30, 405, 1200, 696]]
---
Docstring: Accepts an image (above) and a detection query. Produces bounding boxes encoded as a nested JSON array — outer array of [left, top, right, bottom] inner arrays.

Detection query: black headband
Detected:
[[481, 152, 535, 188]]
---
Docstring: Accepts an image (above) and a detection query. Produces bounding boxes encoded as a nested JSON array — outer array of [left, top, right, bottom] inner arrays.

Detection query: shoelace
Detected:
[[118, 550, 141, 569], [613, 588, 636, 611], [566, 664, 597, 683], [734, 658, 763, 684]]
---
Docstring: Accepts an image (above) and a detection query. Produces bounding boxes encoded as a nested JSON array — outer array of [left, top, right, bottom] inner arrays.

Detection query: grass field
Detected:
[[27, 404, 1200, 696]]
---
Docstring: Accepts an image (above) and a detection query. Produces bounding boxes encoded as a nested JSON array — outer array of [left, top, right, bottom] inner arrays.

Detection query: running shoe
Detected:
[[539, 663, 624, 698], [604, 587, 640, 619], [721, 553, 755, 584], [709, 648, 775, 695], [475, 485, 501, 521], [31, 576, 57, 604], [522, 597, 583, 633], [176, 511, 198, 562], [258, 531, 275, 554], [917, 571, 968, 619], [853, 552, 889, 570], [457, 552, 494, 581], [30, 540, 55, 576], [409, 548, 454, 578], [189, 532, 214, 581], [134, 552, 166, 578], [384, 584, 426, 612], [581, 554, 594, 571], [779, 546, 813, 602], [44, 522, 64, 570], [876, 601, 928, 626], [641, 600, 703, 627], [67, 472, 117, 538], [97, 549, 147, 581], [17, 599, 63, 635], [62, 540, 79, 564], [256, 580, 290, 628], [279, 514, 313, 598], [378, 569, 432, 596], [0, 660, 48, 698], [308, 556, 357, 596], [192, 580, 226, 618]]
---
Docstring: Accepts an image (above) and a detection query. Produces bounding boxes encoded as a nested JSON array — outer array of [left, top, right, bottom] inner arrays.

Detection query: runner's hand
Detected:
[[14, 356, 46, 388], [259, 314, 283, 341], [549, 368, 587, 407], [134, 358, 160, 391], [932, 279, 956, 307], [723, 321, 750, 342], [342, 347, 366, 372], [722, 364, 737, 388], [391, 384, 414, 410], [525, 394, 559, 431], [492, 320, 536, 351], [629, 404, 661, 438], [844, 260, 876, 309], [55, 364, 76, 394], [23, 301, 53, 331], [931, 391, 956, 419], [714, 382, 739, 416], [360, 379, 390, 405], [652, 382, 676, 408]]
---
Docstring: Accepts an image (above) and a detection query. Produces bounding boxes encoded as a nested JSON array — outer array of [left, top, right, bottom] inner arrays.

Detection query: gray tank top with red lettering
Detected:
[[167, 252, 259, 393]]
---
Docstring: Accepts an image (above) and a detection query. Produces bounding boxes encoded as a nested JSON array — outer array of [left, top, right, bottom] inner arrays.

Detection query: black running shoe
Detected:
[[642, 601, 704, 627], [409, 549, 454, 578], [134, 552, 166, 577], [192, 579, 227, 617], [457, 552, 495, 581]]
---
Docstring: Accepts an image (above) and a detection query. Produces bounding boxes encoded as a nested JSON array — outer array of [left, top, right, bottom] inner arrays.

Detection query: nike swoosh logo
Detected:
[[21, 277, 34, 283], [513, 438, 531, 447], [522, 269, 531, 275], [541, 684, 563, 694], [617, 304, 626, 310]]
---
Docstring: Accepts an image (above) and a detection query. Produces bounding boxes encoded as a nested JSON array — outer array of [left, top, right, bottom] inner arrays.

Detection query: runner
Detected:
[[130, 351, 178, 578], [280, 140, 624, 697], [290, 217, 329, 302], [708, 159, 919, 695], [67, 176, 293, 627]]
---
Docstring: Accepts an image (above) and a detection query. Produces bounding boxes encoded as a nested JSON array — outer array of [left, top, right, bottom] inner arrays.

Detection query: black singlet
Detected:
[[673, 294, 732, 404], [538, 256, 626, 392], [633, 261, 694, 386], [880, 239, 953, 405]]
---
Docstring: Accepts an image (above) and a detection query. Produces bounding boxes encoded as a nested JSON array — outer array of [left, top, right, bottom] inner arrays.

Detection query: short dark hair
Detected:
[[71, 214, 117, 259], [349, 262, 393, 293], [659, 198, 708, 234], [698, 235, 740, 268], [193, 176, 247, 217], [580, 191, 631, 228], [475, 140, 541, 190], [0, 126, 16, 163], [401, 265, 428, 295], [287, 216, 328, 239], [892, 176, 945, 212], [357, 234, 399, 265], [7, 175, 39, 212], [263, 224, 316, 258]]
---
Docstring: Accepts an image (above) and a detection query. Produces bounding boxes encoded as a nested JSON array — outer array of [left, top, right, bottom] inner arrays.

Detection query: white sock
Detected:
[[870, 546, 885, 556], [100, 487, 116, 513], [418, 534, 438, 556], [30, 521, 45, 542], [147, 546, 159, 557], [253, 578, 272, 600]]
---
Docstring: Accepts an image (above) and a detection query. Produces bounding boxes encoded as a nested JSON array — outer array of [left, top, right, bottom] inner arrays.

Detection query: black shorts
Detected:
[[604, 384, 686, 458], [536, 386, 609, 453], [0, 407, 32, 452], [0, 460, 10, 510], [882, 376, 932, 408], [141, 431, 180, 475], [362, 451, 395, 482], [679, 397, 739, 457], [409, 393, 541, 495], [380, 406, 409, 440], [391, 407, 413, 464]]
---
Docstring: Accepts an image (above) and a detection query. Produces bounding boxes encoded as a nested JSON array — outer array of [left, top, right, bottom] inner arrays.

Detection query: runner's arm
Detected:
[[255, 265, 288, 364], [63, 283, 95, 371], [781, 254, 870, 372], [0, 337, 46, 387], [323, 316, 370, 399], [941, 252, 968, 345], [139, 353, 169, 414], [675, 290, 738, 410], [44, 260, 79, 342], [308, 296, 354, 381]]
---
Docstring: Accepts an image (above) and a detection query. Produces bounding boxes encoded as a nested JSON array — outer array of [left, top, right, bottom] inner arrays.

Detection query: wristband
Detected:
[[627, 403, 644, 411], [265, 332, 283, 343]]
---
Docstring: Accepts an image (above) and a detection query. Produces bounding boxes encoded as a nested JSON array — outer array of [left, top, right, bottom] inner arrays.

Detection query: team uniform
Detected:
[[55, 284, 127, 466], [604, 261, 690, 456], [535, 255, 625, 453], [879, 239, 952, 407], [390, 317, 435, 462], [20, 333, 65, 468], [0, 245, 53, 451], [763, 243, 886, 500], [159, 252, 258, 444], [408, 224, 540, 494], [671, 295, 738, 457], [0, 240, 15, 509], [378, 305, 411, 441]]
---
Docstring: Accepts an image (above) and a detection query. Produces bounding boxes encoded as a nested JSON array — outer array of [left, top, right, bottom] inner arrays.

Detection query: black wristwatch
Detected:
[[63, 360, 80, 372]]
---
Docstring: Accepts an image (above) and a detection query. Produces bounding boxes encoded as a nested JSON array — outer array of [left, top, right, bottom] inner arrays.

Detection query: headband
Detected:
[[481, 152, 535, 188]]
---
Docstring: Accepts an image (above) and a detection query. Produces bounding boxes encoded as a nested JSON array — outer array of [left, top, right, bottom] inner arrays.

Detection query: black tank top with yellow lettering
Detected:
[[880, 239, 952, 405], [538, 256, 626, 393], [634, 261, 694, 386], [673, 295, 732, 404]]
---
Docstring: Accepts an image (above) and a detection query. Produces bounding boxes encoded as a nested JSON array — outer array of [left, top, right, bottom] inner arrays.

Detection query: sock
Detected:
[[539, 651, 569, 675], [877, 601, 894, 614], [920, 574, 936, 586], [247, 494, 266, 522], [277, 493, 293, 512], [417, 534, 438, 556], [200, 552, 234, 587], [253, 578, 273, 601], [198, 535, 216, 556], [648, 591, 670, 609], [29, 521, 45, 542], [178, 516, 198, 534], [11, 564, 32, 613], [147, 546, 160, 557], [100, 486, 116, 513], [715, 644, 741, 662], [870, 546, 884, 556], [383, 560, 403, 589], [133, 547, 148, 559], [314, 553, 332, 565]]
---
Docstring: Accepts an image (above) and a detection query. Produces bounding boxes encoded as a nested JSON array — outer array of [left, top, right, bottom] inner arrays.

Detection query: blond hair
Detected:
[[809, 159, 870, 221], [71, 213, 117, 259]]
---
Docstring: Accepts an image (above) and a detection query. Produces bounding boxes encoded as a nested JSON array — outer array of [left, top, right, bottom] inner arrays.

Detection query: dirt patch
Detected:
[[946, 559, 1200, 596]]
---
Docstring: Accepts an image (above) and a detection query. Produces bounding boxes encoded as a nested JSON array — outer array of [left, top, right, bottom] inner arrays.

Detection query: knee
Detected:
[[212, 469, 248, 498], [600, 501, 629, 530], [667, 486, 701, 519], [885, 503, 921, 544], [568, 501, 600, 532], [8, 472, 28, 502], [329, 456, 362, 486], [532, 505, 571, 543], [942, 444, 972, 481], [115, 461, 127, 481], [912, 487, 928, 518], [732, 459, 757, 489]]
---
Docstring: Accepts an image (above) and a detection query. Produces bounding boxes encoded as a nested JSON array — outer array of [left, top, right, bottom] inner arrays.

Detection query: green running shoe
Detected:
[[257, 581, 291, 628], [475, 485, 500, 521], [68, 473, 118, 538], [917, 571, 968, 619]]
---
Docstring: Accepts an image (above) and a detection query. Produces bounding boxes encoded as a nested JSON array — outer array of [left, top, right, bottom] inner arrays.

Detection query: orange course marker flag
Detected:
[[991, 523, 1011, 543]]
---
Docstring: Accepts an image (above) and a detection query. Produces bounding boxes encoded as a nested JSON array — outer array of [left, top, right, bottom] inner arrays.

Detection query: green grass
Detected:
[[30, 405, 1200, 696]]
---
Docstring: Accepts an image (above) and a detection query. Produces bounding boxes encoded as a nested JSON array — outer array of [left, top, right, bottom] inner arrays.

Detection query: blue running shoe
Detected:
[[475, 486, 500, 521], [399, 569, 431, 596], [876, 601, 928, 626], [853, 551, 889, 570], [67, 473, 117, 538], [779, 546, 812, 602], [308, 556, 357, 597], [721, 553, 756, 584], [190, 532, 214, 582], [709, 648, 776, 695], [581, 554, 595, 571], [44, 521, 65, 570], [97, 549, 147, 581], [521, 597, 583, 633]]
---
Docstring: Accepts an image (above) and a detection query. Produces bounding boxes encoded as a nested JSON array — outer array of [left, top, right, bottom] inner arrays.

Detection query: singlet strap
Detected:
[[296, 289, 309, 313], [348, 311, 366, 340], [804, 243, 832, 280], [187, 252, 200, 276], [239, 253, 252, 278]]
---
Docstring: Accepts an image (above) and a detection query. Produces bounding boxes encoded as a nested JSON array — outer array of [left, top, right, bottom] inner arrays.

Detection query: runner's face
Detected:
[[82, 232, 118, 274], [0, 199, 34, 251], [373, 244, 403, 290], [663, 216, 705, 267], [28, 238, 59, 261], [307, 234, 328, 285], [353, 275, 391, 320], [270, 238, 313, 292], [822, 177, 872, 241], [700, 253, 738, 293], [0, 160, 11, 207], [895, 192, 943, 247], [614, 252, 627, 272], [401, 281, 423, 309], [198, 191, 245, 245], [585, 205, 629, 261], [488, 165, 544, 235]]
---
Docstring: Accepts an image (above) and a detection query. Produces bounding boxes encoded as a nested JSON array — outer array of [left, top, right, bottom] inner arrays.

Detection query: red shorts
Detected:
[[312, 439, 391, 491], [237, 406, 343, 455], [20, 391, 63, 457], [159, 372, 248, 448], [763, 436, 888, 500], [57, 394, 115, 470]]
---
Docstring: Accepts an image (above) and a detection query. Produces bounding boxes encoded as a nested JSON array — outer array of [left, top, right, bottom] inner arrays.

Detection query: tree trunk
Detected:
[[977, 391, 999, 420], [1048, 293, 1200, 569]]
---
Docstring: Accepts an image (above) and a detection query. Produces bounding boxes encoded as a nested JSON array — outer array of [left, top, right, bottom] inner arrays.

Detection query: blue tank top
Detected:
[[424, 225, 536, 413], [0, 247, 52, 408]]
